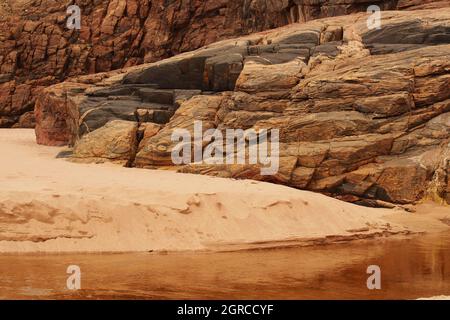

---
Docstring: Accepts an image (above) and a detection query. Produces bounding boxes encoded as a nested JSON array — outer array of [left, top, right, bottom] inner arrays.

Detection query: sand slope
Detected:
[[0, 129, 420, 253]]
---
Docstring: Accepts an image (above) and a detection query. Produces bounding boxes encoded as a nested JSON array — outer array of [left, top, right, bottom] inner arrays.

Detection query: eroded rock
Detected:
[[72, 120, 138, 163], [35, 8, 450, 205]]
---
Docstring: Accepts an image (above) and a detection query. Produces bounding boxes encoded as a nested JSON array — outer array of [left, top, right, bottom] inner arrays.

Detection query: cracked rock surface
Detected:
[[35, 7, 450, 206], [1, 0, 445, 127]]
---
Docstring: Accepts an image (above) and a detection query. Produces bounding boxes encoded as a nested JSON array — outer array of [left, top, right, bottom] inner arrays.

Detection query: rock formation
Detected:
[[35, 7, 450, 206], [1, 0, 446, 128]]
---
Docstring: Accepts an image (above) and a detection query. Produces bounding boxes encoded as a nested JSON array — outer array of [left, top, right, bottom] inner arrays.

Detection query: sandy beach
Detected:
[[0, 129, 448, 253]]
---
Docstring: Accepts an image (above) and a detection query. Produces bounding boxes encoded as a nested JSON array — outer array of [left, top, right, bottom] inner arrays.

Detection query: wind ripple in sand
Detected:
[[0, 188, 408, 253], [0, 129, 419, 253]]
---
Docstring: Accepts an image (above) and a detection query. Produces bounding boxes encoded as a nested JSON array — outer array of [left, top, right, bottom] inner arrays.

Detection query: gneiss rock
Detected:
[[72, 120, 138, 164], [36, 8, 450, 206], [1, 0, 443, 128], [34, 68, 205, 146]]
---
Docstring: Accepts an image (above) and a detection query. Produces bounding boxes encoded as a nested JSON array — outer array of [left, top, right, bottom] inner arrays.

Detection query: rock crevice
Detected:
[[2, 0, 446, 127], [35, 8, 450, 205]]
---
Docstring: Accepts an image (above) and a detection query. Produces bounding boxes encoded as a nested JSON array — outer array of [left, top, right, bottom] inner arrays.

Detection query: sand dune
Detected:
[[0, 129, 437, 253]]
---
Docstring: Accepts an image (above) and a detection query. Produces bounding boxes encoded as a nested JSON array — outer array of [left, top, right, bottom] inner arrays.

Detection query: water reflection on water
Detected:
[[0, 232, 449, 299]]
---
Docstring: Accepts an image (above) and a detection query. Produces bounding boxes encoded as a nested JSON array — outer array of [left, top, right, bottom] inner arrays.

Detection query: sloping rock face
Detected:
[[1, 0, 445, 128], [36, 8, 450, 205], [0, 0, 286, 128], [71, 120, 138, 163]]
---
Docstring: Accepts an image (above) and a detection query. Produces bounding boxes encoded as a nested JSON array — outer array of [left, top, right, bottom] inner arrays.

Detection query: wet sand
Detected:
[[1, 129, 449, 300], [0, 231, 449, 299], [3, 129, 443, 253]]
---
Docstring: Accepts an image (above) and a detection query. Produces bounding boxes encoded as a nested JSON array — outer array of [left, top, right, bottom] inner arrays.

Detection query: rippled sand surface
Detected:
[[0, 129, 412, 253]]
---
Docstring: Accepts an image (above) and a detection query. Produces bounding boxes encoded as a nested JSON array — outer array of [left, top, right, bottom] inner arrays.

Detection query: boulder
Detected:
[[1, 0, 443, 127], [35, 8, 450, 205], [72, 120, 138, 163]]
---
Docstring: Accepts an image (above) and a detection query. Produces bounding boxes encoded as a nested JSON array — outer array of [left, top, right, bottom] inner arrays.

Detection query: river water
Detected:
[[0, 232, 449, 299]]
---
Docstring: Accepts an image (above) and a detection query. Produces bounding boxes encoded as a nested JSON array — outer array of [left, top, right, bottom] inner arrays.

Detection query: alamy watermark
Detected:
[[66, 5, 81, 30], [171, 121, 280, 176], [367, 265, 381, 290], [367, 5, 381, 30], [66, 265, 81, 290], [65, 4, 381, 32]]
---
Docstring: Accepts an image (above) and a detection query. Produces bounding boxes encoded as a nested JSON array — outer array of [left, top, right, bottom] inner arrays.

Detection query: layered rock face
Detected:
[[36, 8, 450, 205], [1, 0, 446, 128], [0, 0, 282, 128]]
